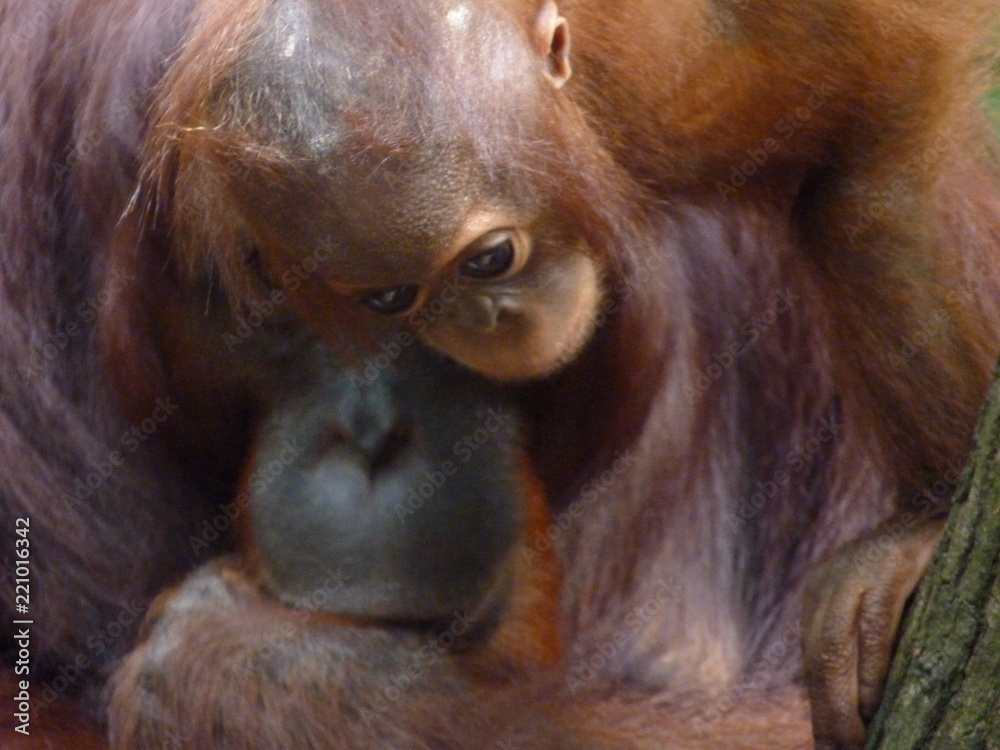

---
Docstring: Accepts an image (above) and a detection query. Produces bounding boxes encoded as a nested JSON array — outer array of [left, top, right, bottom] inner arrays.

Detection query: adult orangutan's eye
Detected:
[[360, 285, 420, 315]]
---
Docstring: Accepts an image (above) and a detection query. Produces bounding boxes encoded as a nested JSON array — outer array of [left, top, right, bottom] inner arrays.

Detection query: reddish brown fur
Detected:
[[1, 0, 1000, 748]]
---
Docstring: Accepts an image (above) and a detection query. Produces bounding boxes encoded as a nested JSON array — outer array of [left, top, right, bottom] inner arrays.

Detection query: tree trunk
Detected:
[[867, 369, 1000, 749]]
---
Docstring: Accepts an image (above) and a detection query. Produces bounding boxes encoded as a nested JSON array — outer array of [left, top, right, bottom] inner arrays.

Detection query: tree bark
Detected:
[[867, 369, 1000, 749]]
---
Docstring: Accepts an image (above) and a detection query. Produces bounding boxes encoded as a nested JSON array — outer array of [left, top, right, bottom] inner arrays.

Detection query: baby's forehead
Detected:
[[236, 154, 493, 287]]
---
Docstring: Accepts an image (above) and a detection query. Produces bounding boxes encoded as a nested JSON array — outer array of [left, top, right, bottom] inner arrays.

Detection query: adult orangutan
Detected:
[[1, 0, 999, 749], [110, 344, 565, 748]]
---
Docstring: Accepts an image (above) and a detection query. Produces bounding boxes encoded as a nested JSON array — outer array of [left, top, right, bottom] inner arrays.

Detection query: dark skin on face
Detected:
[[242, 344, 525, 626], [109, 345, 565, 748], [5, 0, 1000, 748]]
